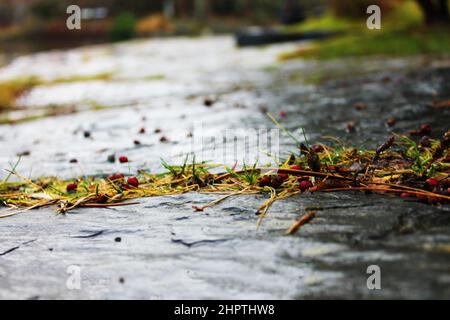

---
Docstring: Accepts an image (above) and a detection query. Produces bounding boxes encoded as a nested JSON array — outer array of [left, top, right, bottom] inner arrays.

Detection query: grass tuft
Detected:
[[1, 126, 448, 224]]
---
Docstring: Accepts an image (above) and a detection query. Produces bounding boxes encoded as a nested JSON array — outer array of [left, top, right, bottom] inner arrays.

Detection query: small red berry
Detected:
[[127, 176, 139, 188], [426, 178, 439, 187], [353, 102, 367, 111], [299, 180, 312, 191], [119, 156, 129, 163], [277, 173, 288, 180], [400, 193, 410, 199], [416, 194, 428, 203], [108, 173, 125, 181], [66, 183, 78, 192], [279, 111, 287, 118], [139, 127, 146, 134], [290, 165, 302, 171], [270, 176, 284, 188], [312, 144, 324, 153], [419, 124, 432, 135], [122, 184, 131, 190], [259, 176, 271, 187]]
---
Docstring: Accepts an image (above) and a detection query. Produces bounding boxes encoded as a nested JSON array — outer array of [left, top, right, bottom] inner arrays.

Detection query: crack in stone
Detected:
[[0, 239, 36, 256], [171, 238, 230, 248], [71, 230, 105, 239]]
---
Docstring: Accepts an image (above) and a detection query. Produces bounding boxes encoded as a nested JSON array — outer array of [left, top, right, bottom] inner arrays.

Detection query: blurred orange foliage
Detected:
[[136, 14, 173, 35]]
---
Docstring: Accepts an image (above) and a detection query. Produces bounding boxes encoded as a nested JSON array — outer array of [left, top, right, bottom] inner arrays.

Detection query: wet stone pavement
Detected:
[[0, 36, 450, 299]]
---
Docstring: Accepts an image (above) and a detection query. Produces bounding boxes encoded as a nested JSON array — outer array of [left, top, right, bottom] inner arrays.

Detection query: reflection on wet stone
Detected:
[[0, 37, 449, 299]]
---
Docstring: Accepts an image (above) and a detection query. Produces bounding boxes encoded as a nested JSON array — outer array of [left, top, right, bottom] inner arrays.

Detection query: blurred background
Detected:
[[0, 0, 448, 58], [0, 0, 321, 46], [1, 0, 449, 121]]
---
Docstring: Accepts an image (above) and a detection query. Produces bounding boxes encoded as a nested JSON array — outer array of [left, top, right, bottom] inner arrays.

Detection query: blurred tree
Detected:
[[194, 0, 209, 20], [329, 0, 449, 25], [163, 0, 175, 18], [109, 12, 136, 40], [416, 0, 449, 24], [109, 0, 164, 17], [31, 0, 64, 19], [281, 0, 305, 24], [329, 0, 401, 18]]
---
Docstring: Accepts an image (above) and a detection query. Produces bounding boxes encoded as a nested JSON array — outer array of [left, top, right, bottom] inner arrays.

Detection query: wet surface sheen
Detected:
[[0, 36, 450, 299]]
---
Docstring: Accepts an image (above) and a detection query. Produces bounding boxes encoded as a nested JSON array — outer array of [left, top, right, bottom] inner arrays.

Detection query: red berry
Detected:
[[299, 180, 312, 191], [279, 111, 287, 118], [277, 173, 288, 180], [66, 183, 78, 192], [400, 193, 410, 199], [119, 156, 129, 163], [419, 124, 431, 135], [270, 176, 284, 188], [290, 165, 302, 171], [127, 176, 139, 188], [108, 173, 125, 181], [312, 144, 324, 153], [259, 176, 271, 187], [122, 184, 131, 190], [426, 178, 439, 187], [416, 194, 428, 203], [353, 102, 367, 111]]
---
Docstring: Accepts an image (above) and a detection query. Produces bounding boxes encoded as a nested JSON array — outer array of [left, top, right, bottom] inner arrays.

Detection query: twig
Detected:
[[286, 211, 317, 235]]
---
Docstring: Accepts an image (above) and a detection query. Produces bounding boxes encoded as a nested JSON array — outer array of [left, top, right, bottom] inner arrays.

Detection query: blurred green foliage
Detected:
[[31, 0, 64, 19], [282, 0, 450, 60], [328, 0, 401, 18], [109, 12, 137, 41], [281, 29, 450, 60]]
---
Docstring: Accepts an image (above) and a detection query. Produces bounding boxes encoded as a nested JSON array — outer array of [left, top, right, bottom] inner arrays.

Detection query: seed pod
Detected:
[[373, 136, 395, 162]]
